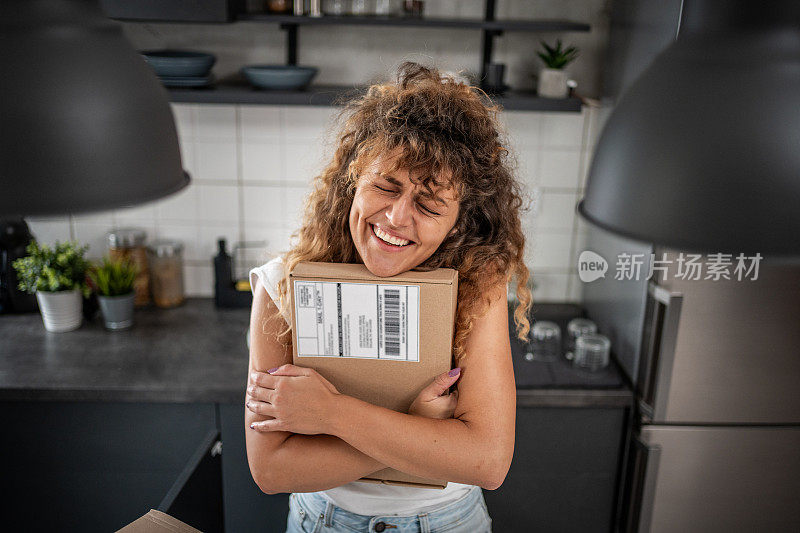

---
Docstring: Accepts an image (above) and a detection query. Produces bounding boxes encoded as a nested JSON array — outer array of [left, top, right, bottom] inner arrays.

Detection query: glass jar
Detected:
[[147, 240, 185, 309], [324, 0, 348, 15], [107, 228, 150, 307], [375, 0, 400, 15], [351, 0, 371, 15]]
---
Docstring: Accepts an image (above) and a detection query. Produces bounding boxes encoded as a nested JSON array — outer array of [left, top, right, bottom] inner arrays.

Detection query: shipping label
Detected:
[[293, 280, 420, 361]]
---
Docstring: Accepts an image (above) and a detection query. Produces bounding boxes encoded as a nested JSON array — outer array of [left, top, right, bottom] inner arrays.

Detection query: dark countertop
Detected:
[[0, 299, 632, 407]]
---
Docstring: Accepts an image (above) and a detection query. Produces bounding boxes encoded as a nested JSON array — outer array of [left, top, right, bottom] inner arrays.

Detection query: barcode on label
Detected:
[[294, 280, 419, 361], [383, 289, 400, 356]]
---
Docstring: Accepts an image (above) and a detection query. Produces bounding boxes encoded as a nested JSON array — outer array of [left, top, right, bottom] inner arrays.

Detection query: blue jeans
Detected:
[[285, 485, 492, 533]]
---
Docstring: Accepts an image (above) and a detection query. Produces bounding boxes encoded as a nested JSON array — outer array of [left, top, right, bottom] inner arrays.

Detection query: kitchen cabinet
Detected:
[[0, 402, 221, 532], [0, 300, 631, 532]]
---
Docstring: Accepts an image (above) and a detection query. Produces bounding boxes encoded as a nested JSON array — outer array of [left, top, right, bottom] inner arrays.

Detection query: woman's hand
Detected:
[[408, 367, 461, 419], [246, 364, 341, 435]]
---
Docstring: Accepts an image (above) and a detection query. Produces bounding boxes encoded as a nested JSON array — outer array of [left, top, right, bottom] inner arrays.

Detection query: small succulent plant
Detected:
[[88, 256, 139, 297], [537, 39, 579, 69], [12, 240, 91, 296]]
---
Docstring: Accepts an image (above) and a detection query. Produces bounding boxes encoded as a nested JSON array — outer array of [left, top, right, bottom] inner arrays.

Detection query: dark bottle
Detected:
[[214, 238, 232, 308], [213, 238, 252, 308]]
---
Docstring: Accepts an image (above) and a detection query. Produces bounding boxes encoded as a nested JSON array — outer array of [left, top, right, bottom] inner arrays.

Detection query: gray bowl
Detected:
[[241, 65, 318, 90], [141, 50, 216, 78]]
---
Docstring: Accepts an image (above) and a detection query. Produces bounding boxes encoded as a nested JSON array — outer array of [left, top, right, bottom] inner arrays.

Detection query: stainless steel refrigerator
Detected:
[[586, 2, 800, 527], [581, 230, 800, 532]]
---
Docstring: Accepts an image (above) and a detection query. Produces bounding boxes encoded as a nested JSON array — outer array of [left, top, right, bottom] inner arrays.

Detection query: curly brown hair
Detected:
[[268, 61, 532, 362]]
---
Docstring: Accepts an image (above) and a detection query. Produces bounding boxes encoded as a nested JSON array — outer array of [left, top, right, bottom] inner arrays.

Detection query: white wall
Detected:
[[25, 103, 602, 303]]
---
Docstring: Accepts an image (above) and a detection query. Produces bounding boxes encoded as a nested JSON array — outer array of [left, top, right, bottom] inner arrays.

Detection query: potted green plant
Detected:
[[12, 240, 91, 332], [536, 39, 579, 98], [88, 256, 139, 330]]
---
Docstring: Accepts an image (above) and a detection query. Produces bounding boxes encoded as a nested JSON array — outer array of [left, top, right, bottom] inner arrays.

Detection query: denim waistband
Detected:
[[293, 484, 486, 533]]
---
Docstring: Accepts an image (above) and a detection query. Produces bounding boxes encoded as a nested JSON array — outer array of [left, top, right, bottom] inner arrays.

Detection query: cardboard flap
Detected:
[[116, 510, 202, 533], [291, 261, 457, 285]]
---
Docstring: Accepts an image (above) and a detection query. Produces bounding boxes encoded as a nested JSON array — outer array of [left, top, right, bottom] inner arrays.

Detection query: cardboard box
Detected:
[[289, 262, 458, 489], [116, 510, 201, 533]]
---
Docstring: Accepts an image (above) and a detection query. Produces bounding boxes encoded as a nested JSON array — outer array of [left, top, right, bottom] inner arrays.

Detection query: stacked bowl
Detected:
[[141, 50, 216, 87]]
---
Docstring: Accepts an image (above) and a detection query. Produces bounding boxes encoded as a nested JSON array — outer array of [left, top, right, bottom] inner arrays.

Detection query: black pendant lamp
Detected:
[[577, 0, 800, 256], [0, 0, 189, 217]]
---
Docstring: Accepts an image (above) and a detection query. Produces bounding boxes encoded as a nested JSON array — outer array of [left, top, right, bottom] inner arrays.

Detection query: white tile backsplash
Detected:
[[532, 191, 579, 231], [155, 184, 199, 223], [243, 223, 292, 257], [193, 140, 238, 182], [540, 112, 586, 149], [115, 202, 159, 225], [283, 106, 337, 140], [171, 104, 195, 140], [538, 149, 583, 188], [527, 231, 574, 270], [156, 224, 201, 262], [285, 185, 312, 231], [530, 271, 570, 302], [24, 103, 596, 302], [242, 185, 284, 226], [71, 210, 114, 226], [25, 217, 73, 245], [194, 105, 237, 140], [197, 184, 239, 223], [503, 111, 542, 147], [239, 106, 282, 141], [184, 264, 214, 297], [283, 140, 327, 182], [241, 142, 283, 183], [72, 222, 114, 259], [198, 223, 240, 263]]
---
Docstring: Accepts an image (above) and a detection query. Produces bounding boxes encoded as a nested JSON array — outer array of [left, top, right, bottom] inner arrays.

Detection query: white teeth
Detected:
[[373, 225, 411, 246]]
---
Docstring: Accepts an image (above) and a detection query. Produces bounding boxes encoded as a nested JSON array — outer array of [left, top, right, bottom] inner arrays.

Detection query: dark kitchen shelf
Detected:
[[237, 13, 591, 33], [167, 79, 583, 111]]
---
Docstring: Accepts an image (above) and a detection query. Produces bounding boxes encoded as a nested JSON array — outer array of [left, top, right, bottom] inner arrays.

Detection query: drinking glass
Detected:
[[565, 318, 597, 359], [526, 321, 561, 362], [573, 333, 611, 372]]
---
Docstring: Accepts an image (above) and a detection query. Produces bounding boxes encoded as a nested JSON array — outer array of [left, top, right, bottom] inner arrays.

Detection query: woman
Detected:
[[245, 62, 532, 533]]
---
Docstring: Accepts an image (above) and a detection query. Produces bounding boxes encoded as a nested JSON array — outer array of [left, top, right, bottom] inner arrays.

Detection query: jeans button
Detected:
[[374, 521, 386, 532]]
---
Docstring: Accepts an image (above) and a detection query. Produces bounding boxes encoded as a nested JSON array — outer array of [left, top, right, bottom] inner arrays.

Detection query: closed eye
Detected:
[[374, 183, 442, 216], [418, 203, 441, 216]]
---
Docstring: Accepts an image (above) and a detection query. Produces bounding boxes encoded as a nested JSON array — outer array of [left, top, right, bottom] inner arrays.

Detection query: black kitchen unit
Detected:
[[0, 300, 630, 532]]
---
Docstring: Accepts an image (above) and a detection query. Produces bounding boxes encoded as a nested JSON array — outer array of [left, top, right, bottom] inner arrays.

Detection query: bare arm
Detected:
[[256, 282, 517, 490], [329, 282, 516, 488], [245, 277, 385, 494]]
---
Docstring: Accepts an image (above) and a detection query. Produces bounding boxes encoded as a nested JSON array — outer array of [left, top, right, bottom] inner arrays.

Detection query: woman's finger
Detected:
[[249, 419, 283, 432], [246, 386, 275, 404], [249, 370, 280, 389], [246, 399, 274, 416], [418, 367, 462, 402], [267, 363, 313, 377]]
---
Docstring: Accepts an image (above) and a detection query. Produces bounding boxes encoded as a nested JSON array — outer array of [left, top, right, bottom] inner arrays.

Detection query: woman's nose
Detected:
[[385, 194, 414, 227]]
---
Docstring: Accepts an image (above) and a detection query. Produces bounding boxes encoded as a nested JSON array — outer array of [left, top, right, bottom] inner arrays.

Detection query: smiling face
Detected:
[[348, 149, 460, 277]]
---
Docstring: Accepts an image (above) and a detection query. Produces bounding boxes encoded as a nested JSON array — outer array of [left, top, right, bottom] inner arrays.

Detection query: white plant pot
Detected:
[[538, 68, 569, 98], [36, 289, 83, 332]]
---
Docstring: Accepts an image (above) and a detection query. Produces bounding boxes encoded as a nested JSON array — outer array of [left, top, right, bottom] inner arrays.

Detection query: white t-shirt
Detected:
[[249, 256, 474, 515]]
